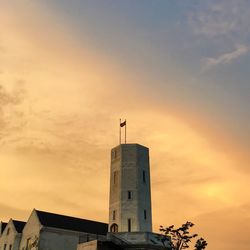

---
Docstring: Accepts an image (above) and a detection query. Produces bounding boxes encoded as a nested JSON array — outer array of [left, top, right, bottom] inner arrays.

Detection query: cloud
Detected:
[[203, 45, 249, 69], [0, 83, 26, 138], [178, 0, 250, 71], [0, 84, 23, 108], [188, 0, 250, 39]]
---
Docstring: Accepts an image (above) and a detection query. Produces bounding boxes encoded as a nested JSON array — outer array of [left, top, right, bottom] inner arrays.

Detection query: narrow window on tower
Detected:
[[128, 219, 131, 232], [112, 210, 116, 220], [113, 171, 118, 185], [143, 170, 146, 183], [128, 191, 132, 200], [144, 209, 147, 220]]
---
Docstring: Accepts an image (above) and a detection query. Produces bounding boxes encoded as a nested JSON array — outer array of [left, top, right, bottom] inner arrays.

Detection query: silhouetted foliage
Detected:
[[194, 238, 207, 250], [158, 221, 207, 250]]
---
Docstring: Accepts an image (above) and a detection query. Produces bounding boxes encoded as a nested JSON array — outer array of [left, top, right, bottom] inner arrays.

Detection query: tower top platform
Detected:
[[112, 143, 149, 149]]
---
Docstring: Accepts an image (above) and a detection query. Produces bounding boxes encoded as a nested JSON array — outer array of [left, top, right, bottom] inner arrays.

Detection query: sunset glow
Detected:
[[1, 1, 249, 250]]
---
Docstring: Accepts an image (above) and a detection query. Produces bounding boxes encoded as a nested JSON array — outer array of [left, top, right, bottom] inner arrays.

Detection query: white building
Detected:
[[0, 219, 25, 250], [18, 209, 107, 250]]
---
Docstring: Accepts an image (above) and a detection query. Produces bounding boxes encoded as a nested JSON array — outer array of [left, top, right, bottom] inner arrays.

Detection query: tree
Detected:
[[158, 221, 207, 250], [194, 238, 207, 250]]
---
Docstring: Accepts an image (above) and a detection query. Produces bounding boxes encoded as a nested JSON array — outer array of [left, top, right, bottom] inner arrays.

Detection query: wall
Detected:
[[77, 240, 98, 250], [39, 228, 79, 250], [19, 210, 41, 250], [109, 144, 152, 233], [39, 227, 103, 250], [136, 145, 152, 232]]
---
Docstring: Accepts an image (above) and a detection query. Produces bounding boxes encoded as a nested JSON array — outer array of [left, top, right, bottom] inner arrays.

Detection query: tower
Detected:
[[109, 144, 152, 233]]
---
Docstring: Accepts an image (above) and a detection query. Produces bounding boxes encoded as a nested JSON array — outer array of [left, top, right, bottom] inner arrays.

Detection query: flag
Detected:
[[120, 120, 126, 127]]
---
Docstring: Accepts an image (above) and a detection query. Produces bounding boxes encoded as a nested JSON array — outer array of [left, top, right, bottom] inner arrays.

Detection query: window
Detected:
[[128, 219, 131, 232], [3, 244, 7, 250], [6, 228, 10, 235], [112, 210, 116, 220], [144, 210, 147, 220], [113, 171, 118, 185], [110, 223, 118, 233], [128, 191, 132, 200], [9, 245, 12, 250], [143, 171, 146, 183]]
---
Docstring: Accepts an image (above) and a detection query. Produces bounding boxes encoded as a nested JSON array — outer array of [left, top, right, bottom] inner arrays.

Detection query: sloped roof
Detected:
[[1, 222, 7, 233], [12, 220, 26, 233], [36, 210, 108, 235]]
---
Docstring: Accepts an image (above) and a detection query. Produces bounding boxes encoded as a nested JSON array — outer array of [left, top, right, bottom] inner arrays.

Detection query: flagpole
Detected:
[[125, 120, 127, 144], [119, 119, 121, 145]]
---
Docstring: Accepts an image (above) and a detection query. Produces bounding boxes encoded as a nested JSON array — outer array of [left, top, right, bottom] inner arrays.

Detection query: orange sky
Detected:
[[1, 2, 250, 250]]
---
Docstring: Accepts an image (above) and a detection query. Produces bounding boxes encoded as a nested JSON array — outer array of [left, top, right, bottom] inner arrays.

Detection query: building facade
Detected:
[[0, 210, 108, 250], [0, 219, 25, 250], [19, 209, 108, 250]]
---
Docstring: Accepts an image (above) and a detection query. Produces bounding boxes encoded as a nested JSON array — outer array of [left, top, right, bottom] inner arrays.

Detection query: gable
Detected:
[[22, 209, 42, 235], [2, 220, 17, 237]]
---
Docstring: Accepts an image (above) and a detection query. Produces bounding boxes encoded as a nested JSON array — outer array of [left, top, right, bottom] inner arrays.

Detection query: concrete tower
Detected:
[[109, 144, 152, 233]]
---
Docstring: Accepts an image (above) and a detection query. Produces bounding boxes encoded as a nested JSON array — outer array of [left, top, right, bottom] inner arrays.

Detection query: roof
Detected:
[[1, 222, 7, 233], [36, 210, 108, 235], [12, 220, 26, 233]]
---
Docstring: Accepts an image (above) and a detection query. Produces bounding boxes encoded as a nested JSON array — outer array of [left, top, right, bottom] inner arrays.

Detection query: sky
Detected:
[[0, 0, 249, 249]]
